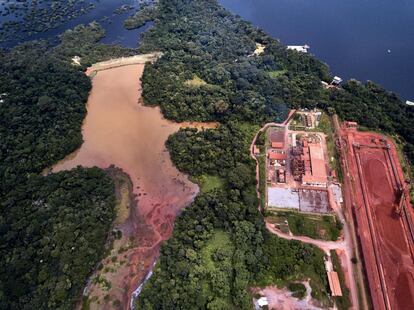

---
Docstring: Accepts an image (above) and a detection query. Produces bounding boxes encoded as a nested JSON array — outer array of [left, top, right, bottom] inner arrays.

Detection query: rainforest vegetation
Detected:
[[0, 0, 97, 44], [138, 0, 414, 164], [136, 0, 413, 308], [0, 168, 115, 309], [138, 122, 330, 309], [124, 1, 157, 30], [0, 24, 134, 309], [1, 0, 413, 309]]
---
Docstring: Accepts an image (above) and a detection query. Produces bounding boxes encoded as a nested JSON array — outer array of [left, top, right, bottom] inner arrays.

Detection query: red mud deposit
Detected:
[[52, 65, 200, 309], [339, 123, 414, 310]]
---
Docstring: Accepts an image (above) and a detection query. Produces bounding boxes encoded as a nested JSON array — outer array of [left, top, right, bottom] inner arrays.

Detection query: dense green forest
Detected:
[[138, 0, 414, 163], [0, 24, 134, 309], [136, 0, 413, 308], [0, 0, 97, 43], [1, 0, 413, 309], [137, 122, 330, 309], [124, 2, 157, 30], [0, 168, 115, 309], [138, 0, 329, 122]]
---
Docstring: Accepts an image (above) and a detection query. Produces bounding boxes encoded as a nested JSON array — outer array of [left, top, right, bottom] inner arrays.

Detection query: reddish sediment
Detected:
[[53, 64, 199, 309], [339, 124, 414, 310]]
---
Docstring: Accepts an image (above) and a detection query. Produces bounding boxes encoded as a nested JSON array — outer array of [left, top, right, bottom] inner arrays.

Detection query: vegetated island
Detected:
[[0, 0, 413, 310], [0, 0, 97, 44]]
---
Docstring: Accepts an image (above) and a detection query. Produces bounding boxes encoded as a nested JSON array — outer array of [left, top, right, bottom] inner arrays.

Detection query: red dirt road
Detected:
[[339, 123, 414, 310]]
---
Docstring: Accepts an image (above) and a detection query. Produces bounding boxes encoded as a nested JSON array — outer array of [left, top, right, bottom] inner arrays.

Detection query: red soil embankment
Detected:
[[340, 125, 414, 310]]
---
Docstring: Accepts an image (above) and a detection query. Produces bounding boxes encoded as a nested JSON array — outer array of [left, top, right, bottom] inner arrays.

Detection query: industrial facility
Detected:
[[265, 113, 331, 213]]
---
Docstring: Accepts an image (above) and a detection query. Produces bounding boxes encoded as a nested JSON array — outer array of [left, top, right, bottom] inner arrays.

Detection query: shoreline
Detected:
[[50, 59, 217, 309]]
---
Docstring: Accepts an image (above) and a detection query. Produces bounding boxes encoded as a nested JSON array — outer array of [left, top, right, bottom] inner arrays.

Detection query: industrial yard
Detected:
[[253, 109, 414, 310], [337, 120, 414, 310], [263, 111, 334, 214], [252, 111, 360, 309]]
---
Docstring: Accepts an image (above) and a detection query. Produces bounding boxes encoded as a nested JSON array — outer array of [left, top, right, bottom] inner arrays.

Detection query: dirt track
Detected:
[[249, 109, 296, 211], [339, 123, 414, 310], [266, 222, 344, 253]]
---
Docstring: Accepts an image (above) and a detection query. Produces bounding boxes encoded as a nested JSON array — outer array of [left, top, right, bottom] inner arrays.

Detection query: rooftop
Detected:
[[305, 143, 327, 183], [287, 45, 310, 53], [271, 141, 284, 149], [269, 128, 285, 144], [327, 271, 342, 296], [268, 152, 287, 160]]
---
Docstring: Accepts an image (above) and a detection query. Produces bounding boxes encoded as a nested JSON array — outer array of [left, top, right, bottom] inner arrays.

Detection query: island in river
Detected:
[[51, 62, 215, 308]]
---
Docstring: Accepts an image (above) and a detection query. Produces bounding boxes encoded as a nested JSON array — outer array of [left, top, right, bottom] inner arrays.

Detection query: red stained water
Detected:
[[53, 64, 198, 308]]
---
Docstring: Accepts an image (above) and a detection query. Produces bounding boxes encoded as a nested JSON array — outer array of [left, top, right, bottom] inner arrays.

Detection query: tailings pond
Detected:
[[52, 64, 199, 308]]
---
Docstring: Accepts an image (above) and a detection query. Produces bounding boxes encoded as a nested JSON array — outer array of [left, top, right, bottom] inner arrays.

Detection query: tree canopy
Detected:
[[0, 24, 134, 309]]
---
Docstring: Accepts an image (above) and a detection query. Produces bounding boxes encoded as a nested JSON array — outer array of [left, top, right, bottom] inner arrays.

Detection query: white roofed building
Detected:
[[287, 45, 310, 53]]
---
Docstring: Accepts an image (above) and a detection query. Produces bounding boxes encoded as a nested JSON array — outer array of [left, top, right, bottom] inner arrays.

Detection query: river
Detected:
[[0, 0, 149, 48], [52, 64, 199, 309], [219, 0, 414, 100]]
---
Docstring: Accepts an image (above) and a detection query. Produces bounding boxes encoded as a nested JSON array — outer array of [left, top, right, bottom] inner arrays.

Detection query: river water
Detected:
[[219, 0, 414, 100], [0, 0, 148, 48], [52, 64, 199, 308]]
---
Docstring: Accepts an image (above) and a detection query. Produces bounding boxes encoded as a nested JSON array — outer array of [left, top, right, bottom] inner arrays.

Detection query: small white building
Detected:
[[331, 76, 343, 85], [0, 93, 6, 104], [287, 45, 310, 53], [406, 100, 414, 106]]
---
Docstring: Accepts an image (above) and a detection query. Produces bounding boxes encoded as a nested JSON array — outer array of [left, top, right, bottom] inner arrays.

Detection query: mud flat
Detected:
[[52, 64, 201, 309], [339, 122, 414, 310]]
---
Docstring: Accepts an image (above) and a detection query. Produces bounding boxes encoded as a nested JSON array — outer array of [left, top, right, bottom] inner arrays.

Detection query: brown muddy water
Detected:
[[52, 64, 210, 309]]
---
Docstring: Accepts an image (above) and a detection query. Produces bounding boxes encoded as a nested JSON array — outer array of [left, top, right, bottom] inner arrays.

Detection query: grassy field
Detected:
[[330, 250, 351, 310], [316, 113, 342, 180], [192, 174, 225, 192], [268, 211, 342, 241], [184, 75, 208, 87], [265, 213, 290, 234], [267, 69, 287, 79]]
